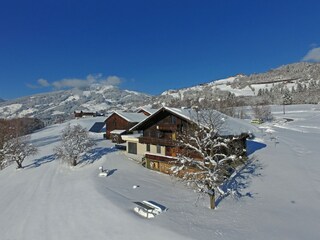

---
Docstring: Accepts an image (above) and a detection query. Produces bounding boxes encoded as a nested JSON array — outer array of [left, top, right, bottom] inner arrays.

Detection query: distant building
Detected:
[[74, 111, 105, 118], [74, 111, 95, 118]]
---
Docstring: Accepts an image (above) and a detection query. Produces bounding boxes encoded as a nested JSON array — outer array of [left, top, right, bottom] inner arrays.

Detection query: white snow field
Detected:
[[1, 105, 320, 240]]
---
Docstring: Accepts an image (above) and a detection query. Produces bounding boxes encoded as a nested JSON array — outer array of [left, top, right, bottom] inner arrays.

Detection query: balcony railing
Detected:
[[156, 124, 177, 131], [139, 136, 176, 146], [145, 153, 177, 162]]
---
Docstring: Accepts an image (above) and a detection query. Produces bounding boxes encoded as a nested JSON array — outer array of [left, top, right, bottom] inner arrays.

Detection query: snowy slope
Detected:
[[0, 85, 151, 124], [0, 105, 320, 239], [159, 63, 320, 106]]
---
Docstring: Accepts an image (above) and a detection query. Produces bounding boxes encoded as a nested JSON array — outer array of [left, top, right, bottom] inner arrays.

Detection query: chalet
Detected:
[[127, 107, 258, 173], [104, 111, 147, 143], [74, 111, 95, 118]]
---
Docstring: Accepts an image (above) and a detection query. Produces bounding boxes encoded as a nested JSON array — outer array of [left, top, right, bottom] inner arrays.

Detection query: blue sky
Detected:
[[1, 0, 320, 99]]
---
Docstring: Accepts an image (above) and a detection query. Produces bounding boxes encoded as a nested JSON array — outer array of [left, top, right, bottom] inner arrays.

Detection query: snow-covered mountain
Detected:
[[1, 62, 320, 123], [158, 62, 320, 105], [0, 85, 151, 124]]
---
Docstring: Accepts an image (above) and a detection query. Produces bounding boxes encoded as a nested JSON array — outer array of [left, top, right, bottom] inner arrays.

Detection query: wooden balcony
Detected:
[[145, 153, 177, 162], [139, 136, 176, 146], [156, 124, 177, 131]]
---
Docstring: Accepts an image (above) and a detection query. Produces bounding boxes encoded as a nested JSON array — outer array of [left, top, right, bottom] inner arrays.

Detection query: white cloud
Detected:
[[37, 78, 50, 87], [28, 74, 123, 90], [26, 83, 39, 89], [302, 47, 320, 62], [100, 76, 122, 86], [52, 76, 96, 89]]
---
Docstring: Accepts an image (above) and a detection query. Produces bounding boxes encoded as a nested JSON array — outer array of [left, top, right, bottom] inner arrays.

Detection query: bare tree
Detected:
[[54, 124, 96, 166], [0, 119, 32, 169], [0, 120, 10, 169], [0, 135, 38, 169], [282, 90, 293, 115], [251, 104, 273, 122], [170, 109, 246, 209]]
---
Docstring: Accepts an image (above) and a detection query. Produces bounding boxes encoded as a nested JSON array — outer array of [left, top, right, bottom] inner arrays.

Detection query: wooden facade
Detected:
[[134, 109, 193, 172], [104, 113, 138, 140], [140, 111, 189, 148]]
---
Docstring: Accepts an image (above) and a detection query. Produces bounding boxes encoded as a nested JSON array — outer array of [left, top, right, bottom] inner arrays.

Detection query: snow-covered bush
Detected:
[[54, 124, 96, 166]]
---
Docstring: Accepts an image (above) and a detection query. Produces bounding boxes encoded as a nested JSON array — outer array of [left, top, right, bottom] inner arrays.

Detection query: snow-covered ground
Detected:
[[1, 105, 320, 239]]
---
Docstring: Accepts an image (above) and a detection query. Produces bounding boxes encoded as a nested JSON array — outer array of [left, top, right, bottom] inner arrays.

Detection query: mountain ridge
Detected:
[[0, 85, 152, 124], [156, 62, 320, 107], [1, 62, 320, 123]]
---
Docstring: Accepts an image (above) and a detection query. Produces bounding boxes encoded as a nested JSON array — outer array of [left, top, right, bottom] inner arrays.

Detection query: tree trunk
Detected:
[[72, 158, 77, 166], [16, 161, 23, 169], [209, 194, 216, 209]]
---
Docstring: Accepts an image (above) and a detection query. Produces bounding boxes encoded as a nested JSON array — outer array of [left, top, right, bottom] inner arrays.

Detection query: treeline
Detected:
[[0, 118, 44, 169], [152, 80, 320, 124], [256, 80, 320, 105]]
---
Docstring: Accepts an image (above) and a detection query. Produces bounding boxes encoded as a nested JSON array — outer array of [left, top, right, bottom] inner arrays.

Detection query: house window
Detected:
[[157, 131, 163, 138], [156, 144, 161, 154], [128, 142, 137, 154], [146, 144, 150, 152], [171, 116, 176, 124]]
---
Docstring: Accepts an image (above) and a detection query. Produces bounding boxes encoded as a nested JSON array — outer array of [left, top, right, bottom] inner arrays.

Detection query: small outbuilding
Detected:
[[104, 111, 147, 143]]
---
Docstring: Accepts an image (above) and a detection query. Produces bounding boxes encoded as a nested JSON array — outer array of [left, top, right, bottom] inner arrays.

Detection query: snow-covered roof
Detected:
[[89, 122, 105, 133], [106, 111, 148, 123], [131, 107, 259, 136], [167, 107, 259, 136], [137, 107, 159, 115], [121, 134, 142, 142], [110, 129, 127, 135]]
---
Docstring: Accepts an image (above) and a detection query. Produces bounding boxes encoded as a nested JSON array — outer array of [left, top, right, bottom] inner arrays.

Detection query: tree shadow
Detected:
[[31, 135, 61, 148], [246, 140, 267, 155], [79, 147, 117, 165], [107, 168, 117, 176], [215, 157, 263, 207], [24, 154, 56, 169]]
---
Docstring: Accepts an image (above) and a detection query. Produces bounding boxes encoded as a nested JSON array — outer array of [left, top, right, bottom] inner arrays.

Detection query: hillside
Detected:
[[0, 85, 151, 124], [0, 104, 319, 239], [158, 62, 320, 107]]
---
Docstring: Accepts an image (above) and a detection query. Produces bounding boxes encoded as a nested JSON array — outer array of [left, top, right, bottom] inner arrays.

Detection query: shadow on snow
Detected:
[[25, 147, 116, 169], [31, 135, 61, 148], [107, 168, 117, 176], [79, 147, 117, 165], [246, 140, 267, 156], [215, 157, 263, 207], [24, 154, 56, 169]]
